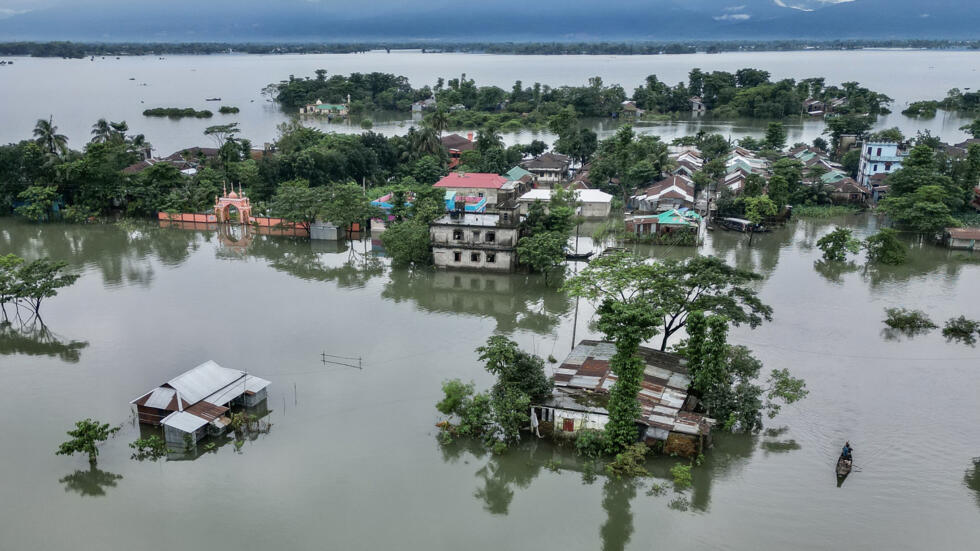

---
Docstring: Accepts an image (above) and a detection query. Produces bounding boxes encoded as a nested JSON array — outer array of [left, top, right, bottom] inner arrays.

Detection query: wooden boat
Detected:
[[205, 97, 222, 101], [565, 251, 594, 261], [836, 456, 852, 478]]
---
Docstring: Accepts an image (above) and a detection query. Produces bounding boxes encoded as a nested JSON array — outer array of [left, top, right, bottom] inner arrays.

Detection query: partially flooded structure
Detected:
[[131, 360, 270, 447], [532, 340, 711, 454]]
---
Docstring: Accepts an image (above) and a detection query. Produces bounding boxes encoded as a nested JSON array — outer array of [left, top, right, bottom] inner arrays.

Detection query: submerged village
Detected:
[[3, 64, 980, 526]]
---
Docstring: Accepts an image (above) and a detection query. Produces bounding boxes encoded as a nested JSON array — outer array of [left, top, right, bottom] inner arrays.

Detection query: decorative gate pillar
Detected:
[[214, 183, 252, 224]]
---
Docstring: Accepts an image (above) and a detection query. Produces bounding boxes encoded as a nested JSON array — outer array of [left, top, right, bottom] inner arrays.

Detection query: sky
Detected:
[[0, 1, 977, 42]]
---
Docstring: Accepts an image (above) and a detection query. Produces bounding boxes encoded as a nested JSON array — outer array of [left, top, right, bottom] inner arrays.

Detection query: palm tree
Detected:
[[127, 134, 152, 159], [428, 109, 449, 137], [411, 126, 442, 158], [90, 118, 111, 143], [109, 120, 129, 143], [34, 116, 69, 156]]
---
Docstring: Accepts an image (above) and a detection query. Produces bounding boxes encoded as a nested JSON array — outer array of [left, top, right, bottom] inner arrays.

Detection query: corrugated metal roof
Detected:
[[167, 360, 245, 405], [542, 340, 708, 438], [161, 411, 209, 433], [143, 388, 176, 409]]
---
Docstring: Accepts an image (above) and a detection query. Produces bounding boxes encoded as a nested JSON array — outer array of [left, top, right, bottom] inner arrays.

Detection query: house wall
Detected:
[[164, 424, 206, 447], [440, 187, 498, 205], [244, 388, 267, 408], [551, 408, 609, 434], [432, 247, 516, 271], [430, 225, 519, 248], [518, 200, 611, 218], [136, 405, 169, 426], [949, 237, 977, 250], [857, 142, 904, 186]]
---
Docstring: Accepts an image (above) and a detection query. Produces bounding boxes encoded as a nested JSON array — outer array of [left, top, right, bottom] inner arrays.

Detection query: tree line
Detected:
[[3, 39, 979, 58]]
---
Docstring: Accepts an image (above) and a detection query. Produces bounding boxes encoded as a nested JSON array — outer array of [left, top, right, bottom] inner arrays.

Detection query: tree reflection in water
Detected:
[[247, 235, 385, 289], [966, 458, 980, 509], [59, 465, 122, 497], [813, 259, 861, 285], [0, 320, 89, 363], [600, 478, 637, 551]]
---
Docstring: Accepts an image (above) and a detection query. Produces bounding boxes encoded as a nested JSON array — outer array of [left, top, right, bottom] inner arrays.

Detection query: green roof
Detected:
[[820, 170, 847, 183], [657, 209, 702, 226], [795, 151, 816, 162], [316, 104, 346, 110], [505, 166, 533, 180]]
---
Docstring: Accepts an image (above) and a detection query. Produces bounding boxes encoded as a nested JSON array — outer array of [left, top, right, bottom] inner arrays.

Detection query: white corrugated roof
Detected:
[[519, 189, 612, 204], [161, 411, 209, 433], [167, 360, 245, 405], [143, 387, 176, 409]]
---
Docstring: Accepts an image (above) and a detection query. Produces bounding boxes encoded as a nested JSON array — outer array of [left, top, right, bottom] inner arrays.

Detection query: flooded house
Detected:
[[517, 188, 613, 218], [131, 360, 270, 447], [522, 152, 572, 187], [945, 227, 980, 250], [629, 175, 696, 212], [531, 340, 711, 455]]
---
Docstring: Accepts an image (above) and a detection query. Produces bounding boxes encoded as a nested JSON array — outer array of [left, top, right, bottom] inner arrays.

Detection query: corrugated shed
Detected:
[[544, 340, 709, 439], [161, 411, 209, 433], [143, 388, 176, 409]]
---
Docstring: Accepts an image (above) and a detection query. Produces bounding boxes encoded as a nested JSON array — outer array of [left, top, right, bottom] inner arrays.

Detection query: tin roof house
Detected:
[[131, 361, 270, 447], [532, 340, 711, 455]]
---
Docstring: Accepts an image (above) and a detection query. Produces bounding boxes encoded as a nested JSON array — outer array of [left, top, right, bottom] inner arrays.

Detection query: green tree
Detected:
[[33, 116, 69, 157], [879, 185, 959, 237], [14, 185, 59, 221], [55, 419, 120, 465], [322, 182, 380, 236], [380, 220, 431, 266], [816, 227, 860, 262], [766, 174, 790, 208], [517, 231, 567, 284], [268, 179, 328, 235], [477, 335, 553, 401], [764, 122, 786, 151], [863, 228, 908, 265], [563, 252, 666, 451], [743, 195, 778, 245], [647, 255, 771, 351], [11, 258, 80, 317], [959, 118, 980, 139]]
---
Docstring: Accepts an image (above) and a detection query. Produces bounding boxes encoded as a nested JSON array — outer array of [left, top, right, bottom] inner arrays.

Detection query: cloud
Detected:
[[714, 13, 751, 21], [724, 5, 746, 11], [0, 8, 30, 19], [773, 0, 813, 11]]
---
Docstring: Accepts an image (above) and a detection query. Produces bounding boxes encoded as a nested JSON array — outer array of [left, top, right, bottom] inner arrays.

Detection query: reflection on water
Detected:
[[383, 269, 573, 335], [966, 459, 980, 509], [0, 320, 89, 362], [59, 465, 123, 497], [600, 479, 637, 551], [813, 259, 861, 285]]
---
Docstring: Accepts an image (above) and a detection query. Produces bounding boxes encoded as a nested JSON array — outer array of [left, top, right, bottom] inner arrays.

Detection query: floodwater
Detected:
[[0, 50, 978, 154], [1, 215, 978, 551]]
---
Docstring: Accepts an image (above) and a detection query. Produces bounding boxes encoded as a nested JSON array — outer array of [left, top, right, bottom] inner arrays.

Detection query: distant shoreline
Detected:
[[1, 40, 979, 58]]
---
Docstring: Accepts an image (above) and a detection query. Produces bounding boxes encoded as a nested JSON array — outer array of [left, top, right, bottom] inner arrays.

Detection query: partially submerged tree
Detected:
[[863, 228, 908, 265], [883, 307, 937, 336], [0, 254, 79, 320], [56, 419, 120, 465], [816, 227, 860, 262], [942, 316, 980, 345], [268, 179, 327, 235]]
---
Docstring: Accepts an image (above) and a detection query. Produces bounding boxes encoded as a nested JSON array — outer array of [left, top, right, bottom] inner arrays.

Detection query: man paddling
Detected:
[[841, 441, 853, 461]]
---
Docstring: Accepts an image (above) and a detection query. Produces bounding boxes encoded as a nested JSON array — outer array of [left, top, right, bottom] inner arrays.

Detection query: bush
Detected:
[[575, 429, 609, 458], [605, 443, 649, 478], [142, 107, 213, 118], [670, 463, 693, 490], [129, 435, 168, 460], [943, 316, 980, 345], [883, 308, 937, 334], [218, 106, 240, 114]]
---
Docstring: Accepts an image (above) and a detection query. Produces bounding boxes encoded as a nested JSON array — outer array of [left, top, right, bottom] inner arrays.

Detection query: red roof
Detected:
[[434, 172, 509, 190]]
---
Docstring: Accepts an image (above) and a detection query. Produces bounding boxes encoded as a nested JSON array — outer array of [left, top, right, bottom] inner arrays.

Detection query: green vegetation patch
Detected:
[[142, 107, 213, 118]]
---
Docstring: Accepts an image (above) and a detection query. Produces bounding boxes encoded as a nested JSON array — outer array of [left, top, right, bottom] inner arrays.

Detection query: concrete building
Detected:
[[857, 142, 907, 187], [433, 172, 510, 206], [429, 208, 521, 272], [517, 188, 614, 218], [522, 152, 571, 187]]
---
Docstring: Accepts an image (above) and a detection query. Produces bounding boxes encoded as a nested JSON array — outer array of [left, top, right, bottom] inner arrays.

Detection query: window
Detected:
[[470, 252, 480, 262], [452, 229, 462, 240], [477, 192, 484, 198], [486, 253, 496, 263], [867, 146, 872, 155], [885, 162, 892, 171], [876, 147, 882, 156], [453, 251, 461, 262], [873, 164, 878, 172], [486, 231, 495, 243], [472, 231, 481, 239]]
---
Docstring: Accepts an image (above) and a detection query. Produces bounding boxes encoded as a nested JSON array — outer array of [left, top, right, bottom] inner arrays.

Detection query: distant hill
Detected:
[[0, 0, 977, 42]]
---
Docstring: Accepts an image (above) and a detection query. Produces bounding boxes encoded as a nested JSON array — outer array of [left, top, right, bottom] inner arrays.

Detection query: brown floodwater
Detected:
[[0, 214, 978, 550]]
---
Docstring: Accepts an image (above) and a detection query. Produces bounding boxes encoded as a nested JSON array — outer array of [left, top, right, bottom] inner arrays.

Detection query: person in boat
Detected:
[[840, 441, 853, 461]]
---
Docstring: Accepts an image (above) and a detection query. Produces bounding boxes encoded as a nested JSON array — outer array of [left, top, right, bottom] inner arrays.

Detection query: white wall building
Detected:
[[517, 188, 614, 218], [430, 212, 521, 272], [857, 142, 907, 187]]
